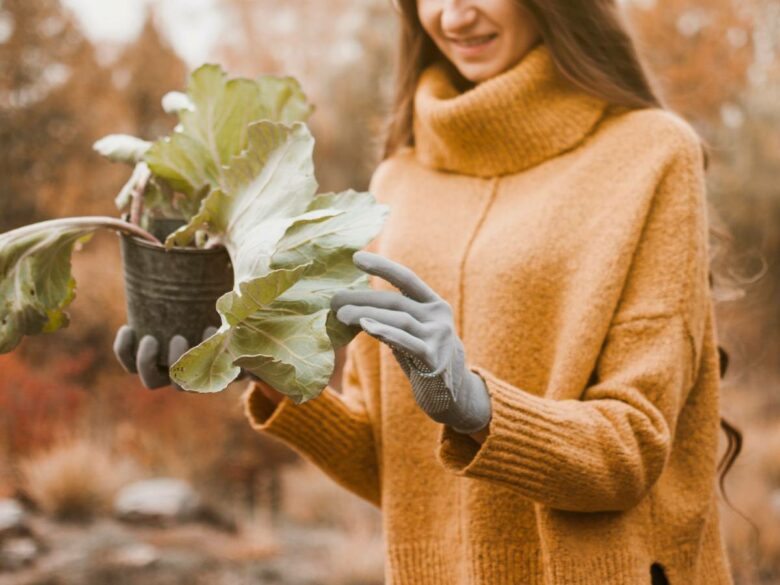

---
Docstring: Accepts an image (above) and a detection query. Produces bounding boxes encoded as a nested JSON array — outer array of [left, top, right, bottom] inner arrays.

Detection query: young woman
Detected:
[[117, 0, 742, 583]]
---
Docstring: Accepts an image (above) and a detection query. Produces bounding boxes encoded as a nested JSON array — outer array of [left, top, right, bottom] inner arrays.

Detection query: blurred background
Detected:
[[0, 0, 777, 583]]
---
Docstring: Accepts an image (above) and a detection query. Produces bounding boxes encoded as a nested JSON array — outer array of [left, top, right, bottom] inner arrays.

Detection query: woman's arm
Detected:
[[242, 334, 382, 508], [434, 132, 711, 513]]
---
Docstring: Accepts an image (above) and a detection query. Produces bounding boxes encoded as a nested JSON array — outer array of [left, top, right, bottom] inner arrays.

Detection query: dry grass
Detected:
[[280, 459, 382, 532], [279, 460, 385, 584], [139, 512, 281, 562], [227, 507, 282, 561], [17, 432, 141, 522], [323, 519, 385, 585]]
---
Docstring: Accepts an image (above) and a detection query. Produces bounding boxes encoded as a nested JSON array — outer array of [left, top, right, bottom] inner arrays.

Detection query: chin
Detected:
[[455, 62, 504, 85]]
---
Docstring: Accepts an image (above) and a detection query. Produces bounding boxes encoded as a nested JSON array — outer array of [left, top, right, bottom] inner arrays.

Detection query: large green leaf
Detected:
[[168, 121, 388, 402], [0, 229, 86, 353], [144, 64, 314, 212], [0, 218, 158, 354]]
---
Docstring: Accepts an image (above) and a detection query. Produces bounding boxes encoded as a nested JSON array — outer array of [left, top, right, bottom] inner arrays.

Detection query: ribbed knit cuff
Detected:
[[435, 364, 615, 511], [242, 381, 297, 431], [242, 380, 369, 455], [436, 365, 560, 478]]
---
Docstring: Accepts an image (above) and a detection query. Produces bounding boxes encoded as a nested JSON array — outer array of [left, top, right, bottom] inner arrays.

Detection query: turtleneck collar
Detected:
[[412, 42, 612, 177]]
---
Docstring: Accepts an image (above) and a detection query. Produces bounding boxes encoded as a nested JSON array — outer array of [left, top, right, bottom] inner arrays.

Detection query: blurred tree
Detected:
[[215, 0, 397, 193], [109, 14, 187, 141], [0, 352, 88, 469], [0, 0, 104, 229], [626, 0, 780, 375], [0, 2, 188, 366], [625, 0, 755, 123]]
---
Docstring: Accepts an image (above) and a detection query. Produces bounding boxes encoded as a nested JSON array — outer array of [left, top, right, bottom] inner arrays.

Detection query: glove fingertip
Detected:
[[113, 325, 138, 374], [136, 335, 170, 389], [168, 334, 189, 365]]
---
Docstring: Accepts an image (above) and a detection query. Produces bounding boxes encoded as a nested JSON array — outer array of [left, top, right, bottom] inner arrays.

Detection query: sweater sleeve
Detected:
[[435, 130, 711, 513], [241, 334, 382, 508]]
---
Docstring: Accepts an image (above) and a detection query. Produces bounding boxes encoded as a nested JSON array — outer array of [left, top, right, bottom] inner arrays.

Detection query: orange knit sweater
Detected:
[[242, 43, 734, 584]]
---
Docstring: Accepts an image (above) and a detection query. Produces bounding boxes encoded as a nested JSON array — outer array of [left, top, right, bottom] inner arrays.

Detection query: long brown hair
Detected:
[[381, 0, 752, 524]]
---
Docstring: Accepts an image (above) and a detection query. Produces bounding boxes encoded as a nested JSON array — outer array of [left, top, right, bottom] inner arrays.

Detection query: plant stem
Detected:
[[129, 163, 152, 226], [0, 217, 161, 244]]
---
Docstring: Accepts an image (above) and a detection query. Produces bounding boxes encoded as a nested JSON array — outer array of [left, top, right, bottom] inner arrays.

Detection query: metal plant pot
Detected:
[[119, 218, 233, 367]]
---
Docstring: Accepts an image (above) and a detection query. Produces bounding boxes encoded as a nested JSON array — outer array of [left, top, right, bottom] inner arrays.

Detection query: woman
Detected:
[[117, 0, 741, 583]]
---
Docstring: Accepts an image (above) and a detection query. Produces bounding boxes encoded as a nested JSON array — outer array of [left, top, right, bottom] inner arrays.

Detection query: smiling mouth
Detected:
[[448, 33, 498, 48]]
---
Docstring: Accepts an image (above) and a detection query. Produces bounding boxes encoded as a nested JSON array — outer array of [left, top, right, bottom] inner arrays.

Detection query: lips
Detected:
[[449, 33, 498, 47]]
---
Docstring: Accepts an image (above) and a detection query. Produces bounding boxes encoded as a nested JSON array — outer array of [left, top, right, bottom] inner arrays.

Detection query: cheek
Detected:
[[495, 4, 538, 56], [492, 0, 532, 23], [416, 3, 439, 39]]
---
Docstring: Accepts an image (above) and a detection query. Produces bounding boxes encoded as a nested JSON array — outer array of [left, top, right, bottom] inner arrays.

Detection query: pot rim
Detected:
[[118, 213, 228, 255], [120, 232, 229, 255]]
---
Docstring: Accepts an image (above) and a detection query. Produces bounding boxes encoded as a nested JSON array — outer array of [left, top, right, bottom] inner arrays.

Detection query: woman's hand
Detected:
[[113, 325, 218, 390], [114, 325, 348, 404], [330, 250, 492, 436], [114, 325, 256, 391]]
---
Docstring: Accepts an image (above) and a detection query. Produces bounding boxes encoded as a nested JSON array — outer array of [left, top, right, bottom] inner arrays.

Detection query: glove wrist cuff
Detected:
[[449, 370, 492, 434]]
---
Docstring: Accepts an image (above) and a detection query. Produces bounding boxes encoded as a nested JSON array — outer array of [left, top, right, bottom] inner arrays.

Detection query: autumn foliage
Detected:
[[0, 0, 778, 581]]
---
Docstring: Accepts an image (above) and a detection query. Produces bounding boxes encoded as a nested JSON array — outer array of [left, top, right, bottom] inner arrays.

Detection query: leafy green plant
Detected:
[[0, 65, 388, 402], [94, 64, 315, 228]]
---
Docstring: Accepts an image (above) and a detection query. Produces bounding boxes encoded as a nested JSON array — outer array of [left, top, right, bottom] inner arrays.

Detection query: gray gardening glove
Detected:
[[331, 250, 492, 435], [113, 325, 258, 390]]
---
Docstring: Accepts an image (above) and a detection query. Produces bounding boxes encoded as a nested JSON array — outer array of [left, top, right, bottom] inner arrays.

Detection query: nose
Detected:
[[440, 1, 479, 33]]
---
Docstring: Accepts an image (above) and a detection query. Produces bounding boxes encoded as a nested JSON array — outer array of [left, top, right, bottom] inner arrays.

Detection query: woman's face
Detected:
[[417, 0, 542, 84]]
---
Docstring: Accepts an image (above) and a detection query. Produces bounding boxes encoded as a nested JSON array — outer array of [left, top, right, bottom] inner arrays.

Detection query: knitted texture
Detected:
[[413, 41, 611, 176], [242, 42, 734, 584]]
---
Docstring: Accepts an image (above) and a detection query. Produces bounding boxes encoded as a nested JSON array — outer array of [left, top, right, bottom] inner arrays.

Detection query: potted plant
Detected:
[[0, 64, 389, 404]]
